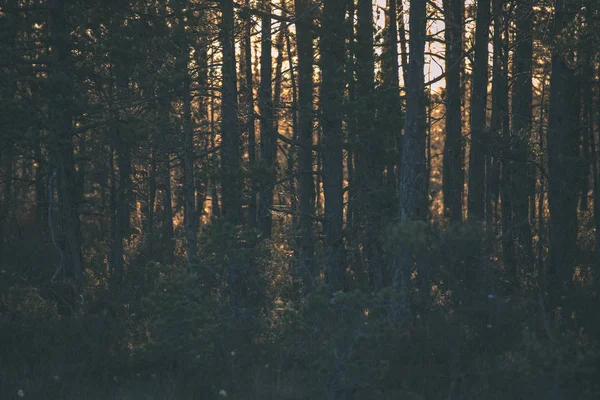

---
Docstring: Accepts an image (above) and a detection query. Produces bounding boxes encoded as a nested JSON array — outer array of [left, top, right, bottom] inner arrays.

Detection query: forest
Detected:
[[1, 0, 600, 398]]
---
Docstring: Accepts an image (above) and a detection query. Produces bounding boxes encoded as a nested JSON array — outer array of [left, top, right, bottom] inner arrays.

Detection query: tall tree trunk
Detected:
[[0, 143, 13, 263], [490, 0, 516, 283], [487, 0, 503, 235], [176, 6, 197, 266], [294, 0, 315, 291], [394, 0, 428, 316], [144, 153, 157, 260], [591, 64, 600, 289], [397, 0, 409, 86], [220, 0, 243, 225], [110, 60, 132, 287], [398, 0, 428, 222], [546, 0, 579, 306], [49, 0, 84, 290], [284, 26, 299, 230], [196, 40, 210, 231], [158, 89, 175, 264], [500, 47, 514, 286], [209, 63, 222, 220], [536, 79, 548, 293], [467, 0, 490, 222], [161, 154, 175, 265], [258, 0, 276, 239], [442, 0, 464, 223], [510, 0, 534, 276], [579, 38, 593, 213], [321, 0, 346, 292], [355, 0, 383, 291], [0, 0, 16, 262], [34, 132, 46, 227], [382, 0, 401, 195], [241, 0, 258, 229]]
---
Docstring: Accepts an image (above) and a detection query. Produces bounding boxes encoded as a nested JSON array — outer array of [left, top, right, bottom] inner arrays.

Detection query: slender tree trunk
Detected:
[[394, 0, 428, 316], [546, 0, 579, 306], [490, 0, 516, 283], [355, 0, 383, 291], [398, 0, 428, 222], [487, 0, 503, 235], [467, 0, 490, 222], [442, 0, 464, 223], [321, 0, 346, 292], [273, 21, 285, 138], [34, 132, 46, 227], [295, 0, 315, 291], [397, 0, 409, 86], [258, 0, 276, 239], [537, 79, 547, 292], [241, 0, 258, 229], [144, 153, 157, 260], [284, 27, 299, 229], [175, 7, 197, 266], [157, 89, 175, 264], [49, 0, 84, 290], [220, 0, 243, 225], [0, 0, 16, 261], [109, 61, 132, 287], [0, 143, 13, 262], [510, 0, 534, 276], [196, 41, 209, 231], [383, 0, 401, 195], [161, 154, 175, 264], [579, 44, 593, 213], [591, 64, 600, 288], [209, 64, 221, 220]]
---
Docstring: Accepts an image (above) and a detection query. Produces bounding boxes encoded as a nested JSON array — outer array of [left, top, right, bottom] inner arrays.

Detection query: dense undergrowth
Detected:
[[1, 220, 599, 399]]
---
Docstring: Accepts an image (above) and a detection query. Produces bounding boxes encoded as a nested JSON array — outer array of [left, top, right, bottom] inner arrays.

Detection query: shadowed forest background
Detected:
[[1, 0, 600, 398]]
